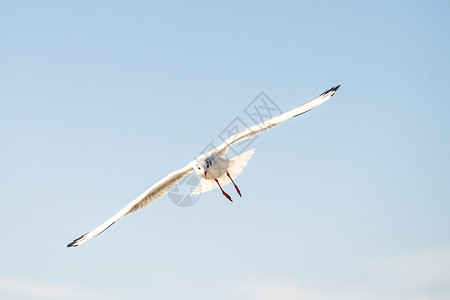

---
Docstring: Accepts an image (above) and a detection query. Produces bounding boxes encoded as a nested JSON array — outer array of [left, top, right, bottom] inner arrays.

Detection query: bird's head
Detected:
[[194, 157, 212, 179]]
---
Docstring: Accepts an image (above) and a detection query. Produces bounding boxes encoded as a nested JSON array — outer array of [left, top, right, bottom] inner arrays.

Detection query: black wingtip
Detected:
[[67, 242, 77, 248], [322, 85, 341, 96], [67, 238, 80, 248], [67, 232, 87, 248]]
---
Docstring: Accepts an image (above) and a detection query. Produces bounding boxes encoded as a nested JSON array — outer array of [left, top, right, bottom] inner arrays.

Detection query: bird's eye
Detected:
[[197, 167, 200, 170]]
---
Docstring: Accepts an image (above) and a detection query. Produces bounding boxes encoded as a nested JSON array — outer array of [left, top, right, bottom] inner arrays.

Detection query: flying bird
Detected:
[[67, 85, 340, 247]]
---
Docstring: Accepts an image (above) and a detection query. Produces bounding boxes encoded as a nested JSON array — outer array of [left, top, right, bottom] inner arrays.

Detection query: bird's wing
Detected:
[[67, 164, 194, 247], [214, 85, 340, 157]]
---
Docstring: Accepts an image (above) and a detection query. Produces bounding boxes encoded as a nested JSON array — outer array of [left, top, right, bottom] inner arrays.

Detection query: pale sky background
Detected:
[[1, 1, 449, 299]]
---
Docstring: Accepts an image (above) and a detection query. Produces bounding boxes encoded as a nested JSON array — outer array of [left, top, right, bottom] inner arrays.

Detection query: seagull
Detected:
[[67, 85, 340, 247]]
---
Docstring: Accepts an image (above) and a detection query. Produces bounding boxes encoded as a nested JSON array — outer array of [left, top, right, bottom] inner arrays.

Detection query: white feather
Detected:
[[192, 148, 255, 195], [67, 164, 194, 247], [67, 86, 340, 247]]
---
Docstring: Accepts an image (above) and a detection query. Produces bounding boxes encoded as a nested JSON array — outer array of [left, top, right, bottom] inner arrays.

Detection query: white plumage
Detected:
[[67, 85, 340, 247]]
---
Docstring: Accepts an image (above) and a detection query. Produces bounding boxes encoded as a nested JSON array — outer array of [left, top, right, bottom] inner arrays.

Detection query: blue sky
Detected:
[[1, 1, 449, 299]]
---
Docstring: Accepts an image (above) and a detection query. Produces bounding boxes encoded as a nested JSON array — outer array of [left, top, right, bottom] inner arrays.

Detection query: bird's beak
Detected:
[[204, 171, 207, 180]]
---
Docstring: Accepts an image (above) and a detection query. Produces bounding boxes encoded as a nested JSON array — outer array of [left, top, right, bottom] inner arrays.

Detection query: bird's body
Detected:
[[197, 155, 229, 180], [67, 85, 340, 247]]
